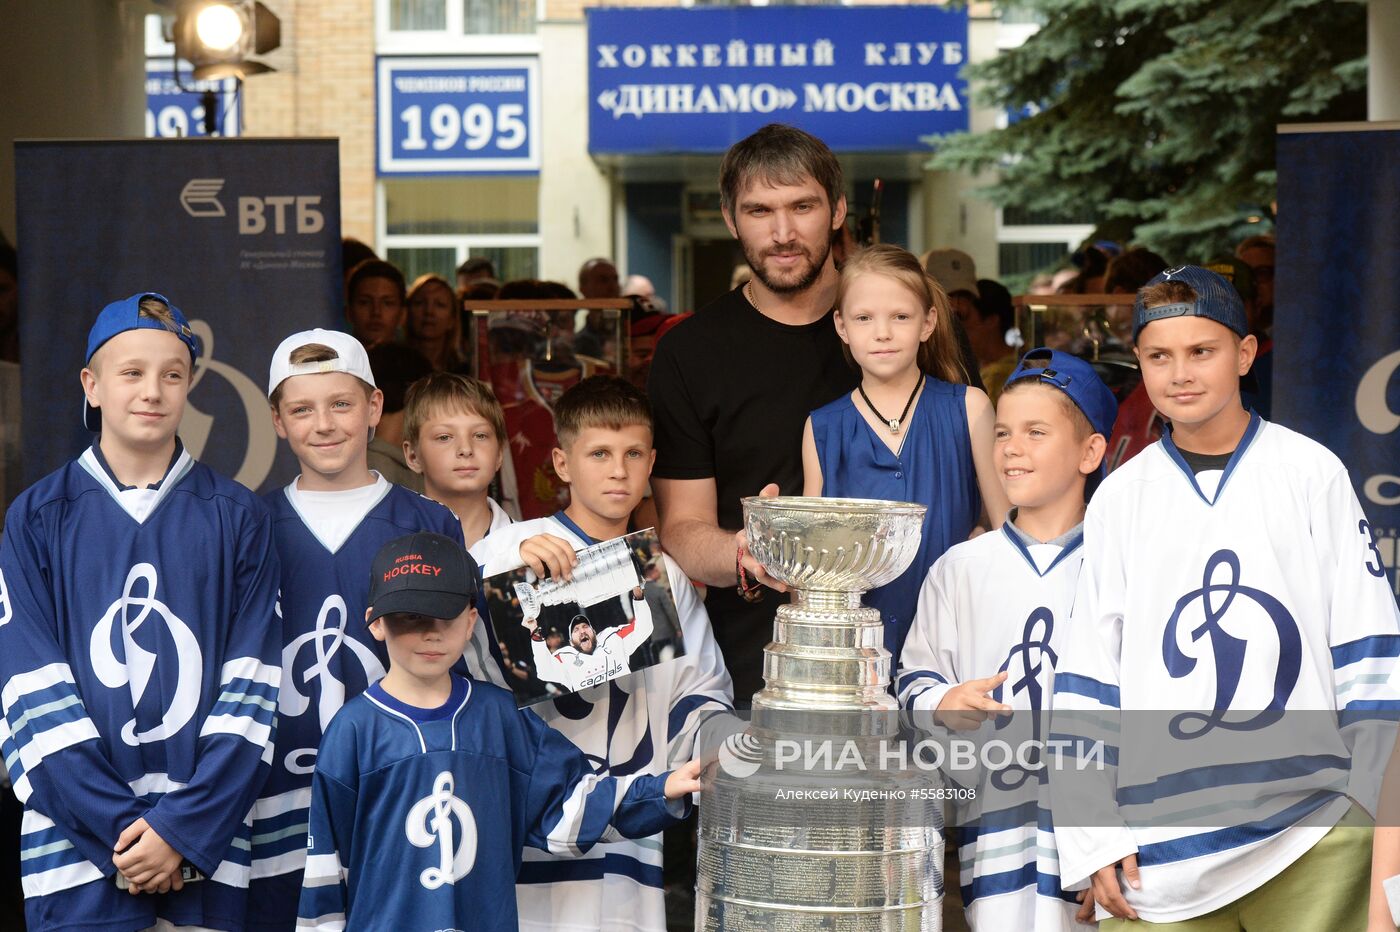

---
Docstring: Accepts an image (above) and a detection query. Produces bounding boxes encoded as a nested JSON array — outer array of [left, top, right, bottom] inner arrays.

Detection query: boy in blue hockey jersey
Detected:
[[898, 349, 1115, 931], [0, 293, 281, 931], [297, 532, 702, 931], [469, 376, 733, 931], [248, 330, 506, 930], [1052, 267, 1400, 928]]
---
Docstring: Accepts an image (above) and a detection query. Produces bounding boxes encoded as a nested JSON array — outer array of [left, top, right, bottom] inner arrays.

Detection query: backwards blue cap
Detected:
[[1132, 265, 1248, 342], [1004, 348, 1119, 496], [83, 292, 201, 431]]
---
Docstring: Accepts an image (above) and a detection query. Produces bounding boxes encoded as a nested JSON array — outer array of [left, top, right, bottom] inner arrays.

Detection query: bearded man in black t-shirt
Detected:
[[649, 124, 982, 702]]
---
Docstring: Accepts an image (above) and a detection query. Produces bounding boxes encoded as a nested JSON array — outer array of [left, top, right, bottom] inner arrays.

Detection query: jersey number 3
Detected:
[[1360, 520, 1387, 579]]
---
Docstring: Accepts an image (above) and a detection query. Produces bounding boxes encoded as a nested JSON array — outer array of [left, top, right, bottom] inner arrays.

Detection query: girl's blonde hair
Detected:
[[406, 273, 467, 370], [836, 244, 969, 385]]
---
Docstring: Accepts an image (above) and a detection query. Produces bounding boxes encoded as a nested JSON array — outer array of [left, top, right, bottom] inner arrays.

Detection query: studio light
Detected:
[[174, 0, 281, 80]]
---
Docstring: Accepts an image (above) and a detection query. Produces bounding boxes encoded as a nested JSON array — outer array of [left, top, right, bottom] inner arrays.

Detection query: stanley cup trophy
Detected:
[[696, 496, 945, 930]]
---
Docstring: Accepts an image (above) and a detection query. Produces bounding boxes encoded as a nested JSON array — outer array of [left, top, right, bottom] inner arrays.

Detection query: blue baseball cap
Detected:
[[1004, 348, 1119, 498], [1004, 348, 1118, 440], [1132, 265, 1248, 342], [83, 293, 201, 431]]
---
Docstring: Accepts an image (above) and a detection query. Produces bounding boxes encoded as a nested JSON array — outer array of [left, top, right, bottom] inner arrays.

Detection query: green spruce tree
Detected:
[[930, 0, 1367, 263]]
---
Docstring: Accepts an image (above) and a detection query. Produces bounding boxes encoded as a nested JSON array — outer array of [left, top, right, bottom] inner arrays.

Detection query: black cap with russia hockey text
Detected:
[[367, 532, 478, 624]]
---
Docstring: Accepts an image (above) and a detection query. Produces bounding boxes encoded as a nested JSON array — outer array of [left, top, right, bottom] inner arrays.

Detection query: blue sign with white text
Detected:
[[377, 57, 540, 174], [145, 61, 241, 137], [586, 5, 968, 154]]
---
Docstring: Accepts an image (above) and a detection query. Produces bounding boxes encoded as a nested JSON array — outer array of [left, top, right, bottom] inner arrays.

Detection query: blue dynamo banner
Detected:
[[586, 5, 969, 154], [1275, 124, 1400, 597], [15, 138, 342, 493]]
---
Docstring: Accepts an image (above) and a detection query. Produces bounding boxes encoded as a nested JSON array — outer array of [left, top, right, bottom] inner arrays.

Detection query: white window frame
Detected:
[[375, 0, 543, 55]]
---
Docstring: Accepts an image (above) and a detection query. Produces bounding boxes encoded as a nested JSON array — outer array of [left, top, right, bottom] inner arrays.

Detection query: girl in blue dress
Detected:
[[801, 244, 1008, 667]]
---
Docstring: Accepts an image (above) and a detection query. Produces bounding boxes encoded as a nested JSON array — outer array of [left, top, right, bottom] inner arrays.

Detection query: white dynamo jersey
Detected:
[[471, 516, 734, 932], [899, 520, 1084, 932], [1052, 415, 1400, 923]]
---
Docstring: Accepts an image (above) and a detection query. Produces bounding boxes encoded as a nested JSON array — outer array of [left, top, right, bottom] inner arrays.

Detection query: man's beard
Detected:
[[743, 237, 830, 296]]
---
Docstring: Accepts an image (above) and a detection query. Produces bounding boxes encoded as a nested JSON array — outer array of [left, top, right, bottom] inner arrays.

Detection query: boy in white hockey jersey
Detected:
[[1052, 266, 1400, 929], [402, 372, 514, 548], [297, 532, 703, 931], [0, 294, 281, 931], [248, 330, 507, 930], [471, 375, 734, 932], [898, 348, 1116, 931]]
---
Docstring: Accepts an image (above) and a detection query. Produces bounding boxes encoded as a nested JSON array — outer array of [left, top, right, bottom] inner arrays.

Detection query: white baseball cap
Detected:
[[267, 328, 377, 397]]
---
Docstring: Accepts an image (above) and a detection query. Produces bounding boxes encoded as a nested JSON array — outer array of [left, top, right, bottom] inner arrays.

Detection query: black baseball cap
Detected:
[[368, 532, 478, 624]]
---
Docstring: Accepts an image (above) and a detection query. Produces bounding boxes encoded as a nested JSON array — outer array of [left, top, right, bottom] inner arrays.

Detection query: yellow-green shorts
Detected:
[[1102, 804, 1373, 931]]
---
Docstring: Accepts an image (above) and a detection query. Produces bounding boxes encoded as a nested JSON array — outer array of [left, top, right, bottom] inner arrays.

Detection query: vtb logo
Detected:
[[180, 178, 226, 218], [179, 178, 325, 235], [405, 771, 477, 890]]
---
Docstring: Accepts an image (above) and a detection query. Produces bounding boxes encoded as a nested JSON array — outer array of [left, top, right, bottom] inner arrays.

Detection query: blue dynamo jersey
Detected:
[[247, 481, 480, 931], [0, 447, 281, 932], [297, 674, 687, 931]]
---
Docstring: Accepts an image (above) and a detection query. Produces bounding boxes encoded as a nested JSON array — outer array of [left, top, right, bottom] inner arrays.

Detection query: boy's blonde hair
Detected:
[[403, 372, 506, 448], [269, 343, 377, 408], [138, 296, 180, 330], [553, 376, 652, 449], [836, 244, 970, 385], [1137, 279, 1198, 311]]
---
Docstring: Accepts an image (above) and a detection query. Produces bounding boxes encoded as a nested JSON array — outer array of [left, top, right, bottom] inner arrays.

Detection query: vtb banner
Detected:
[[1275, 123, 1400, 599], [586, 5, 968, 154], [15, 138, 341, 492]]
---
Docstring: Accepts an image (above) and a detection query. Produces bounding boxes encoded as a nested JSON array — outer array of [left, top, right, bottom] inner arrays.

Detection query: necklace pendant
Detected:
[[888, 418, 901, 434]]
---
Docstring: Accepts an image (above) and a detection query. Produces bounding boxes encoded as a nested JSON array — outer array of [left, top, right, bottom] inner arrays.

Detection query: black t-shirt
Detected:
[[1177, 447, 1235, 475], [648, 286, 857, 700]]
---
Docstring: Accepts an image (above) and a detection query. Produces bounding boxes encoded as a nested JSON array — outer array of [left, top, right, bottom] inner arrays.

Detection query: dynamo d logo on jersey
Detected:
[[91, 563, 203, 746], [281, 594, 387, 774], [0, 567, 12, 628], [406, 771, 477, 890], [994, 606, 1057, 717], [1162, 549, 1301, 739]]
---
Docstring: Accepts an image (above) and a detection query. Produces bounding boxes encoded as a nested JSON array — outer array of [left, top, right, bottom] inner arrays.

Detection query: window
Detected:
[[377, 0, 539, 50], [380, 177, 540, 284]]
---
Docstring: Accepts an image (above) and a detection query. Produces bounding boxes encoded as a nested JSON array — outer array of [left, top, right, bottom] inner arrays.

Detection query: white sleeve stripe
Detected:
[[210, 858, 252, 888], [20, 810, 55, 833], [253, 787, 314, 820], [12, 773, 31, 803], [303, 853, 344, 883], [20, 860, 104, 898], [220, 657, 281, 689], [296, 915, 347, 931], [544, 771, 630, 857], [200, 714, 273, 748], [16, 719, 101, 774], [2, 663, 78, 712]]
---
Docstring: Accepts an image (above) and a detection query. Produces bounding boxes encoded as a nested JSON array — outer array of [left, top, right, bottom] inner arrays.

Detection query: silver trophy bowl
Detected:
[[742, 495, 927, 595], [697, 496, 944, 931]]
